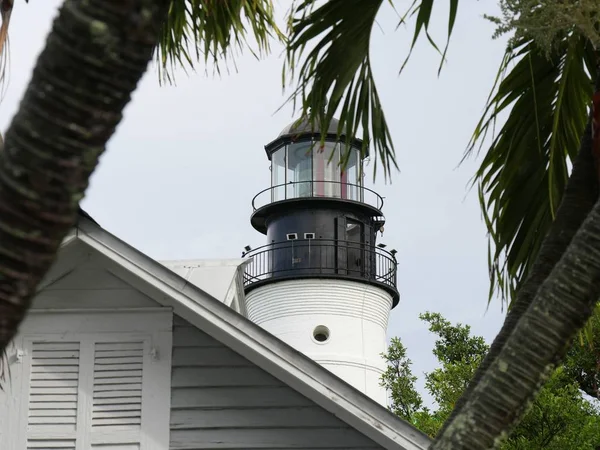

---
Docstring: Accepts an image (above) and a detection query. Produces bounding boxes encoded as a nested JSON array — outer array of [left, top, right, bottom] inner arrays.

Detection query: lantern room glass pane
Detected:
[[313, 142, 340, 197], [287, 141, 313, 198], [341, 147, 361, 201], [271, 147, 286, 202]]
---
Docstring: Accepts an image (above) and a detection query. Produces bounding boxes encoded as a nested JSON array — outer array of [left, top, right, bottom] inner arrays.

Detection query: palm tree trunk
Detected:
[[0, 0, 168, 352], [432, 66, 600, 450], [432, 152, 600, 449], [437, 62, 600, 438]]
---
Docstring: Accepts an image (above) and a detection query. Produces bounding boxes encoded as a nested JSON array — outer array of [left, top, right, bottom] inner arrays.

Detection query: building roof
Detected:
[[54, 217, 431, 450], [77, 207, 98, 224], [160, 259, 248, 315]]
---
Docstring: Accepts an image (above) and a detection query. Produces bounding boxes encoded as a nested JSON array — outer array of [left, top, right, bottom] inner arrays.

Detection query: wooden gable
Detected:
[[0, 225, 430, 450]]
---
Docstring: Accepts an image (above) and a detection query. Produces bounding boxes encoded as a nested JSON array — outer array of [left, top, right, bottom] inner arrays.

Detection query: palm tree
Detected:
[[436, 34, 600, 446], [0, 0, 171, 348], [0, 0, 281, 353], [0, 0, 282, 115], [281, 0, 600, 448]]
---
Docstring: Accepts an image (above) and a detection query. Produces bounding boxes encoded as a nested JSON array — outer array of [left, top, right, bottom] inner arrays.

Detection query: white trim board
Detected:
[[57, 218, 432, 450]]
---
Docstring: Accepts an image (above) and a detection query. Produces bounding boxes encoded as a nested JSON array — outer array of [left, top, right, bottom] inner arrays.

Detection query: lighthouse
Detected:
[[242, 117, 399, 405]]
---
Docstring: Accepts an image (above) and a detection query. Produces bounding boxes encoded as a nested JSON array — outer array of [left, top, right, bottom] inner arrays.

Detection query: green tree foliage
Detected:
[[490, 0, 600, 53], [379, 337, 423, 422], [505, 368, 600, 449], [381, 312, 600, 448], [563, 305, 600, 399], [419, 313, 487, 417]]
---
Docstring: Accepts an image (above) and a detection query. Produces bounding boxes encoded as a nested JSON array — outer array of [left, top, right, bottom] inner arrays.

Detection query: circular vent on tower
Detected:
[[312, 325, 330, 343]]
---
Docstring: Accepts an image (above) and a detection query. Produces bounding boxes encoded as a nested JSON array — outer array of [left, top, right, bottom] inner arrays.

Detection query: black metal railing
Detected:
[[252, 181, 384, 211], [243, 238, 397, 291]]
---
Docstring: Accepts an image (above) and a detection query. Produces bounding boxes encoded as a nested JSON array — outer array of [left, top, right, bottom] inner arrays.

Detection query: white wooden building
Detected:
[[0, 215, 430, 450]]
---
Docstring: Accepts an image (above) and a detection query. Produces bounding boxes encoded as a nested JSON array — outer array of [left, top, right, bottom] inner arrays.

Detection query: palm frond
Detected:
[[0, 2, 9, 85], [578, 303, 598, 349], [466, 34, 595, 306], [283, 0, 459, 180], [399, 0, 459, 75], [0, 0, 19, 101], [155, 0, 284, 83]]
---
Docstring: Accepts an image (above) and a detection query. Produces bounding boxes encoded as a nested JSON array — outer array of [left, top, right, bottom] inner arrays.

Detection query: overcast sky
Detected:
[[2, 1, 510, 399]]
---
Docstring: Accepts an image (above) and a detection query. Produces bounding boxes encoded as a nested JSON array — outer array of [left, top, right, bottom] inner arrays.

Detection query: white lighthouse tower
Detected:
[[242, 118, 399, 405]]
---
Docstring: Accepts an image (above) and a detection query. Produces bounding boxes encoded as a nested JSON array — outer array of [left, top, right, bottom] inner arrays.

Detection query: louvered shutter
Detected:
[[10, 311, 172, 450], [0, 389, 5, 448], [25, 341, 81, 450], [0, 346, 12, 448], [90, 340, 146, 447]]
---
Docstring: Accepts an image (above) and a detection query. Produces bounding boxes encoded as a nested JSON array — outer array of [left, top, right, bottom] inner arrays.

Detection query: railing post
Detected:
[[319, 242, 322, 274]]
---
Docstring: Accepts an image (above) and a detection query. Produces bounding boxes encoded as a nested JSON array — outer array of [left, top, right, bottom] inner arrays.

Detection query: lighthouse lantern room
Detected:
[[243, 117, 399, 405]]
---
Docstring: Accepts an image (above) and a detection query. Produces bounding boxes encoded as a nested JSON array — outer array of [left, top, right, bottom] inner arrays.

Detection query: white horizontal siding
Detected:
[[170, 429, 380, 450], [245, 279, 392, 328], [245, 279, 391, 405], [169, 316, 382, 450], [33, 265, 160, 310]]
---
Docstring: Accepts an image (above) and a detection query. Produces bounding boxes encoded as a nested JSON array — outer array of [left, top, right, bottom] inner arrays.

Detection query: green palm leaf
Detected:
[[283, 0, 458, 179], [156, 0, 284, 83], [466, 34, 595, 306]]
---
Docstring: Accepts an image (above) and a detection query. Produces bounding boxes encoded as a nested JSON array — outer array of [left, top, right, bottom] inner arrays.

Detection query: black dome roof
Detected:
[[264, 116, 367, 158], [278, 117, 340, 138]]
